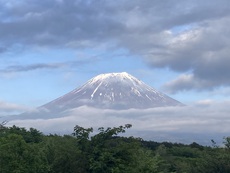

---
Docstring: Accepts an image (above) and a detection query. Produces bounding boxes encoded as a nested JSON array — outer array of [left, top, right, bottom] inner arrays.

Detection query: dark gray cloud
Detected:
[[0, 0, 124, 48], [1, 0, 229, 48], [0, 0, 230, 91]]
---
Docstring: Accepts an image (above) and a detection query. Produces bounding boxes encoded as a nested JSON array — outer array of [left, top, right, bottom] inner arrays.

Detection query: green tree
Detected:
[[0, 134, 49, 173], [72, 124, 165, 173], [44, 135, 87, 173], [1, 125, 43, 143]]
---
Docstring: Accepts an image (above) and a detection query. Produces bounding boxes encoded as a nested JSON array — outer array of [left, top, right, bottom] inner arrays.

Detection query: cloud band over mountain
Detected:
[[5, 101, 230, 145]]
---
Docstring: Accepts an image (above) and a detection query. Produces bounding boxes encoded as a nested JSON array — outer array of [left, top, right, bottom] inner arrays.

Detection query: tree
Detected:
[[44, 135, 86, 173], [72, 124, 165, 173], [89, 124, 134, 173], [223, 136, 230, 149], [0, 134, 49, 173], [0, 121, 7, 132], [1, 125, 43, 143]]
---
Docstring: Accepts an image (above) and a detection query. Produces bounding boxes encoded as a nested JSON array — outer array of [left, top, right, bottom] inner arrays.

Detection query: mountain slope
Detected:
[[41, 72, 183, 110]]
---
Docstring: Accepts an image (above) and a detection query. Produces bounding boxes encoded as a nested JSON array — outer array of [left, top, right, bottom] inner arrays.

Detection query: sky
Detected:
[[1, 0, 230, 143]]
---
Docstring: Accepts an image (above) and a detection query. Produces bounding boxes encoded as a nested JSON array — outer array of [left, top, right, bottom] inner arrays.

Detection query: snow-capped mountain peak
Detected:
[[42, 72, 183, 110], [87, 72, 142, 85]]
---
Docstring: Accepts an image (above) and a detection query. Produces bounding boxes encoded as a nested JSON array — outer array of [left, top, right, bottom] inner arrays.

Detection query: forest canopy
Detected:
[[0, 123, 230, 173]]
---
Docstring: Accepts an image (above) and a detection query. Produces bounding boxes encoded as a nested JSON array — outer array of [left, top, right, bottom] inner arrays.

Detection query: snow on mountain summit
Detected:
[[42, 72, 184, 110], [89, 72, 141, 82]]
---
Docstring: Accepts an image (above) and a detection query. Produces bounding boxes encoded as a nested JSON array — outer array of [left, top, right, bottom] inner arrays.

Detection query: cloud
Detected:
[[0, 0, 228, 49], [0, 46, 7, 53], [162, 74, 212, 93], [6, 101, 230, 144], [0, 0, 230, 91], [0, 100, 33, 117], [0, 63, 64, 73], [0, 59, 95, 74], [151, 17, 230, 92], [0, 0, 124, 49]]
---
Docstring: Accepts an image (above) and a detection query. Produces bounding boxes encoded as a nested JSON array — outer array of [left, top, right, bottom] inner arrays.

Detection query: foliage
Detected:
[[1, 123, 230, 173], [0, 134, 48, 173]]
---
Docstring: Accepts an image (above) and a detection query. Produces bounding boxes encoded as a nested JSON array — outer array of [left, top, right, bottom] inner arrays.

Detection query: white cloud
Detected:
[[6, 101, 230, 145], [195, 99, 214, 106], [0, 100, 33, 114]]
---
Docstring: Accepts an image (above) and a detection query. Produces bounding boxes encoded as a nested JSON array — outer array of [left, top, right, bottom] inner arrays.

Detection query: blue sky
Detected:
[[1, 0, 230, 114]]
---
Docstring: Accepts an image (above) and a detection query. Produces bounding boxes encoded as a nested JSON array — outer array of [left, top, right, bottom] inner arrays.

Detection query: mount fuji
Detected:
[[7, 72, 183, 120], [41, 72, 183, 110]]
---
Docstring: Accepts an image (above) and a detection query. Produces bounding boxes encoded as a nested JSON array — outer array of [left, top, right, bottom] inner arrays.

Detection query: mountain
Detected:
[[6, 72, 183, 120], [41, 72, 183, 111]]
